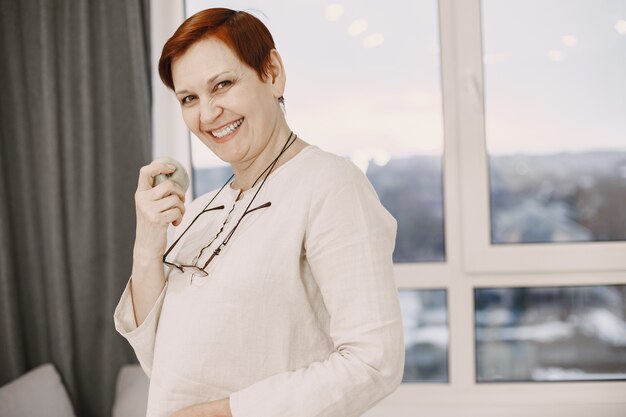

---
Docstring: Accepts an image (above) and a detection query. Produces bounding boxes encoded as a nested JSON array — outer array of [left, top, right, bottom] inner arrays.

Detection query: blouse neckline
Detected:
[[226, 145, 315, 197]]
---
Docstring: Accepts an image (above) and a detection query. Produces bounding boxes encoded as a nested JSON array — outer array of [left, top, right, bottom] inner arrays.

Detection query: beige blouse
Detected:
[[114, 145, 404, 417]]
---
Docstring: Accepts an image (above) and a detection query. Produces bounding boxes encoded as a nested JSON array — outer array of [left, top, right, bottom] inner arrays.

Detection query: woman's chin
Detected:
[[210, 144, 247, 165], [195, 135, 237, 161]]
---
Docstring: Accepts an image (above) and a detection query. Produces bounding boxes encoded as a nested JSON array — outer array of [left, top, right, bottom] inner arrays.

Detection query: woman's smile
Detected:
[[208, 117, 244, 143]]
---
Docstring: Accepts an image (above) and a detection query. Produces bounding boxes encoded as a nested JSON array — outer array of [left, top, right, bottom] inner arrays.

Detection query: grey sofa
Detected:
[[0, 364, 149, 417]]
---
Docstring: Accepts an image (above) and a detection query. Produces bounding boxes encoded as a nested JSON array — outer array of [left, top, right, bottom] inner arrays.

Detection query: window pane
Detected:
[[482, 0, 626, 244], [475, 285, 626, 382], [186, 0, 445, 262], [400, 289, 449, 383]]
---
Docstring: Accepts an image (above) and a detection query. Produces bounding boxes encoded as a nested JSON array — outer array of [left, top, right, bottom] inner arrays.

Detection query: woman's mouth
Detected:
[[210, 118, 244, 139]]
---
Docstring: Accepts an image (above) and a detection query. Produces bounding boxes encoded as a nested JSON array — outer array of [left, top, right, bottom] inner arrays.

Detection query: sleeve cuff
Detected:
[[228, 390, 249, 417], [113, 277, 169, 377]]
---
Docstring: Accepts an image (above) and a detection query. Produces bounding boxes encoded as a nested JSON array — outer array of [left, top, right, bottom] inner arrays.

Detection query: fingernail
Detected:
[[167, 164, 176, 170]]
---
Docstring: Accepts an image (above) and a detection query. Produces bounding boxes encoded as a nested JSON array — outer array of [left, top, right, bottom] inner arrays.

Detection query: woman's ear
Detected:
[[267, 49, 286, 98]]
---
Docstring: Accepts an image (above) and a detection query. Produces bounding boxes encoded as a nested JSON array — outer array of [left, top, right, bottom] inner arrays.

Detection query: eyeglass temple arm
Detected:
[[162, 205, 225, 260], [199, 201, 274, 270], [243, 201, 271, 216], [220, 202, 272, 248]]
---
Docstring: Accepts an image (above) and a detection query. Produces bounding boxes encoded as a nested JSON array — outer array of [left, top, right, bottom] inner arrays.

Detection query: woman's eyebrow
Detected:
[[175, 71, 232, 95]]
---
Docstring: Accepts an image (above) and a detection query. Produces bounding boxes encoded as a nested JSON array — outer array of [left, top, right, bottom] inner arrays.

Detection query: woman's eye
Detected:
[[181, 95, 195, 105], [215, 80, 232, 91]]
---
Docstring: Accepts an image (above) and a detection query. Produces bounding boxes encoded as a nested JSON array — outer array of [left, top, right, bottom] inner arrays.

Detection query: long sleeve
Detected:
[[113, 191, 215, 378], [229, 160, 405, 417], [114, 276, 169, 377]]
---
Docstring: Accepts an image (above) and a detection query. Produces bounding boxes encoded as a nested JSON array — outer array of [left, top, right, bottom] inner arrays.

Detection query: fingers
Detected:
[[135, 176, 186, 228], [145, 206, 184, 227], [150, 179, 187, 203], [154, 195, 186, 219], [136, 196, 185, 227], [163, 207, 185, 227], [137, 162, 177, 192]]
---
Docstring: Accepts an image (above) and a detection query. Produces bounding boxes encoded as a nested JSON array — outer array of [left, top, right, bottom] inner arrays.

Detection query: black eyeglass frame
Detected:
[[162, 201, 271, 277], [162, 131, 297, 278]]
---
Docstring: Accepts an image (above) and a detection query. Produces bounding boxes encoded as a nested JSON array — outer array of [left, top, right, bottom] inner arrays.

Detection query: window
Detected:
[[482, 0, 626, 245], [475, 285, 626, 382], [459, 0, 626, 273], [186, 0, 446, 264], [401, 289, 449, 383]]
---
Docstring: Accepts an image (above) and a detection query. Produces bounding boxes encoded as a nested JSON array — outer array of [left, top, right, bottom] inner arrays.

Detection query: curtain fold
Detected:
[[0, 1, 152, 416]]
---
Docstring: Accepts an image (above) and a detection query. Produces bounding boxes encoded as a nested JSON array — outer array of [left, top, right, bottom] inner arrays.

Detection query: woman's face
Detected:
[[171, 37, 285, 166]]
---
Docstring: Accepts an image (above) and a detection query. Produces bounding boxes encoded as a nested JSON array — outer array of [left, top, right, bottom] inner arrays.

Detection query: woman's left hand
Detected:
[[170, 398, 232, 417]]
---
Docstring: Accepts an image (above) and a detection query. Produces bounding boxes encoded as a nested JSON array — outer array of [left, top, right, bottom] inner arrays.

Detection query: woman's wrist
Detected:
[[170, 398, 232, 417], [205, 398, 232, 417], [215, 398, 232, 417], [132, 246, 163, 265]]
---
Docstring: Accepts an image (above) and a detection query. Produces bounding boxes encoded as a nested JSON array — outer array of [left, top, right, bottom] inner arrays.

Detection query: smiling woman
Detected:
[[159, 8, 294, 188], [170, 37, 288, 175], [114, 7, 404, 417]]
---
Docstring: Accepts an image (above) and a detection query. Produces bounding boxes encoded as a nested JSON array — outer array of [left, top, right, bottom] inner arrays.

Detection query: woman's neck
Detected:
[[229, 125, 306, 192]]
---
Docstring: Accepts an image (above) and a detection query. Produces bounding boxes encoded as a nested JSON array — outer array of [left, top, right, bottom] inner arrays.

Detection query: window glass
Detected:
[[475, 285, 626, 382], [400, 289, 449, 383], [482, 0, 626, 244], [186, 0, 445, 262]]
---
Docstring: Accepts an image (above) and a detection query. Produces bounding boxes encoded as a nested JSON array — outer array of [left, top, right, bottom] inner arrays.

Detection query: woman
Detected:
[[114, 8, 404, 417]]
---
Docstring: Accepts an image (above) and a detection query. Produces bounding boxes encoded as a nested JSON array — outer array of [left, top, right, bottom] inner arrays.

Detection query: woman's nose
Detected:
[[199, 97, 222, 127]]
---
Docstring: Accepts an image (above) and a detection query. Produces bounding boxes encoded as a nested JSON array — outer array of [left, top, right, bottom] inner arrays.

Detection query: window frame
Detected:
[[150, 0, 626, 414], [150, 0, 193, 205], [456, 0, 626, 274]]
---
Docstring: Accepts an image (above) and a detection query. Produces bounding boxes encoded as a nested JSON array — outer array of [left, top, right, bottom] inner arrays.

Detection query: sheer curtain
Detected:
[[0, 1, 151, 416]]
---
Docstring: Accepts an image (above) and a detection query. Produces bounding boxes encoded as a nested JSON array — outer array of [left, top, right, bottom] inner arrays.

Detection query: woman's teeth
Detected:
[[211, 118, 243, 138]]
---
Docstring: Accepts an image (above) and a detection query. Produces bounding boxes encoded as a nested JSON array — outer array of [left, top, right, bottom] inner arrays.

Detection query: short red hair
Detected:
[[158, 8, 276, 91]]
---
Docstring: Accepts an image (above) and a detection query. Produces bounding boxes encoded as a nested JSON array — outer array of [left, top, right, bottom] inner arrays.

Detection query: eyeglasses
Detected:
[[162, 130, 297, 279], [163, 200, 271, 278]]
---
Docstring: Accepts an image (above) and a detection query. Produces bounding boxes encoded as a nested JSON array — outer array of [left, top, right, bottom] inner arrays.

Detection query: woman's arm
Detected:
[[129, 255, 166, 327], [228, 160, 404, 417], [113, 161, 186, 375], [131, 162, 186, 325]]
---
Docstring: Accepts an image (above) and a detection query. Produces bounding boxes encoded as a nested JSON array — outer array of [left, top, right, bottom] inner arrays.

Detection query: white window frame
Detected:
[[150, 0, 193, 204], [456, 0, 626, 274], [151, 1, 626, 415]]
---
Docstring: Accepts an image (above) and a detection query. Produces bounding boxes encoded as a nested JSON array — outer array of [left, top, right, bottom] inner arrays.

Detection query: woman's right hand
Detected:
[[133, 161, 187, 260]]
